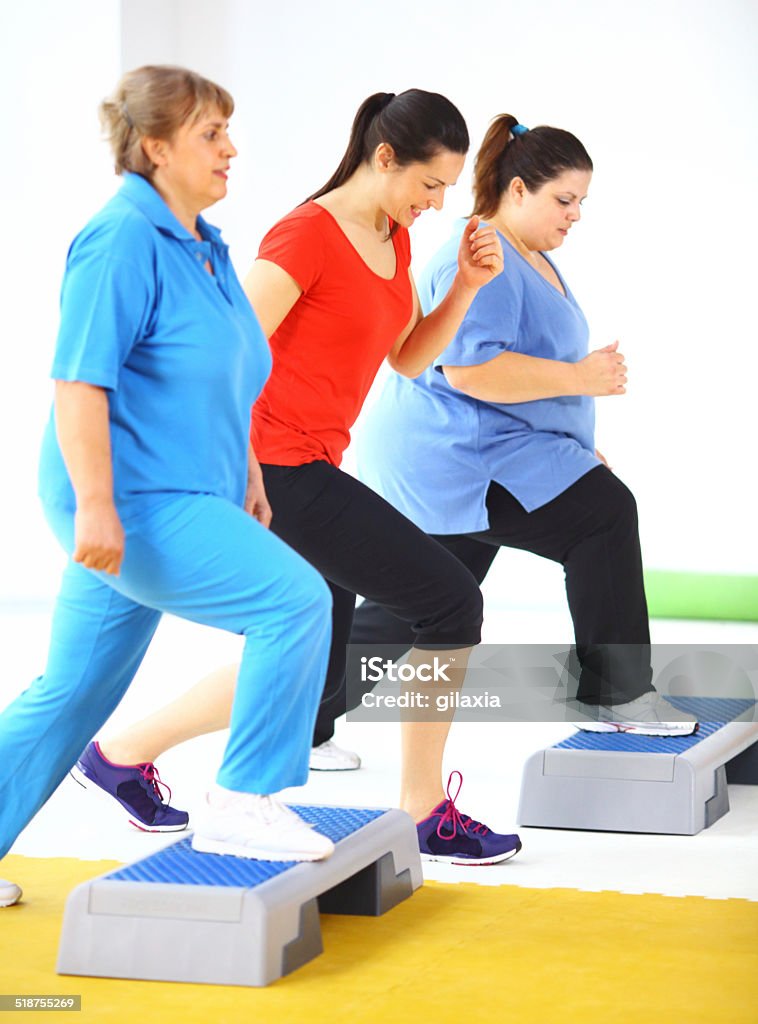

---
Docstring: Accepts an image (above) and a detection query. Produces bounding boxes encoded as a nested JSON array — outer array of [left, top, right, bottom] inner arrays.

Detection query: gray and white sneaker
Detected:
[[576, 692, 699, 737], [191, 787, 334, 862], [309, 739, 361, 771], [0, 879, 22, 907]]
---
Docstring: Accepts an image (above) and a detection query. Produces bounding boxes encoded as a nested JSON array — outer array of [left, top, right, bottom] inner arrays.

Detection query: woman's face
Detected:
[[510, 168, 592, 251], [379, 146, 466, 229], [152, 105, 238, 214]]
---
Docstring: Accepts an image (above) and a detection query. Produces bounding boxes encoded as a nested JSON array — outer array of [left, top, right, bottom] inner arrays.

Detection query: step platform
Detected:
[[517, 698, 758, 834], [57, 805, 421, 987]]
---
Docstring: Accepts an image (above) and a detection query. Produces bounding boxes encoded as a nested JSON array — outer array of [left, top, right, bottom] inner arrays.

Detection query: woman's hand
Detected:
[[456, 216, 504, 290], [595, 449, 612, 471], [245, 444, 272, 527], [575, 340, 627, 396], [388, 220, 503, 377], [73, 500, 125, 575]]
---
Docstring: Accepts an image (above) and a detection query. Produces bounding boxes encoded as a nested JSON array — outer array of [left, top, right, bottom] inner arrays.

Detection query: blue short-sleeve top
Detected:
[[357, 220, 600, 533], [39, 172, 272, 514]]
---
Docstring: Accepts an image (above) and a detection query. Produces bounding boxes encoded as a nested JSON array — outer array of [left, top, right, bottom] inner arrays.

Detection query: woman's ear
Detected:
[[141, 136, 167, 168], [509, 176, 527, 205], [374, 142, 397, 173]]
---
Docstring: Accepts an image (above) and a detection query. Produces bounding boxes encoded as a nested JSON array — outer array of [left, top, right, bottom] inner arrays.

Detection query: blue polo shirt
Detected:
[[39, 172, 271, 514], [357, 220, 600, 533]]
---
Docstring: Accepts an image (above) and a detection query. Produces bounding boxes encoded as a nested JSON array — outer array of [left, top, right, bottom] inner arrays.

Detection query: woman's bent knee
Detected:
[[458, 577, 485, 640], [421, 562, 484, 647], [603, 474, 639, 531]]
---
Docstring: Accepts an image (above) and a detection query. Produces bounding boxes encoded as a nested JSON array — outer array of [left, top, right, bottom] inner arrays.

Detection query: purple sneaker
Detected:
[[417, 771, 522, 866], [71, 741, 189, 833]]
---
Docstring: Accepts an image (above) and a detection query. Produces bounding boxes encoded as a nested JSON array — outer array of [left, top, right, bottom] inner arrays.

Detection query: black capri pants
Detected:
[[352, 465, 654, 707], [262, 461, 484, 746]]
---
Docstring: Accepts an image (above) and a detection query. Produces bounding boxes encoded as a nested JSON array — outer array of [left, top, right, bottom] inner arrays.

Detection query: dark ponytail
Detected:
[[472, 114, 593, 219], [306, 89, 469, 203]]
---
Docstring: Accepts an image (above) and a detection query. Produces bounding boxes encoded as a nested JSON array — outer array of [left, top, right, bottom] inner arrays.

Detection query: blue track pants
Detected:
[[0, 493, 331, 858]]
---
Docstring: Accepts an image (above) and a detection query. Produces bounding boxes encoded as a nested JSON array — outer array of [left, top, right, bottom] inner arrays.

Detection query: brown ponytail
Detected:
[[472, 114, 520, 219], [306, 93, 396, 202]]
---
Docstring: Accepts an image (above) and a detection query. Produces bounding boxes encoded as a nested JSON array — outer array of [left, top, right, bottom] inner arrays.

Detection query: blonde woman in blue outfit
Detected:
[[356, 115, 698, 736], [0, 66, 335, 907]]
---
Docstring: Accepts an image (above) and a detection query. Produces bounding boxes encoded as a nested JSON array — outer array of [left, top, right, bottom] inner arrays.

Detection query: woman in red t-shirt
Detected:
[[80, 91, 523, 866]]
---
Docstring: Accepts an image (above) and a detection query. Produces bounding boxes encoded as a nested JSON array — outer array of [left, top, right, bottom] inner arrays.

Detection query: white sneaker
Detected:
[[576, 692, 699, 737], [191, 787, 334, 862], [0, 879, 22, 907], [309, 739, 361, 771]]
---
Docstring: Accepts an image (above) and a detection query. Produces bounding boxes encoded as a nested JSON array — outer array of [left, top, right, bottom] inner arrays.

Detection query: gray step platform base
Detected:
[[57, 805, 421, 987], [517, 698, 758, 835]]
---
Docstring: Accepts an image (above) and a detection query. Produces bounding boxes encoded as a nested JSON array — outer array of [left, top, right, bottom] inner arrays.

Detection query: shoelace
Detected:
[[260, 796, 315, 828], [435, 770, 490, 841], [138, 763, 172, 807], [222, 792, 312, 828], [256, 795, 285, 825]]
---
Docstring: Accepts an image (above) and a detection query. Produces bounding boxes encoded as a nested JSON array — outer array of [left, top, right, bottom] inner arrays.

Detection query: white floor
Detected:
[[2, 587, 757, 902]]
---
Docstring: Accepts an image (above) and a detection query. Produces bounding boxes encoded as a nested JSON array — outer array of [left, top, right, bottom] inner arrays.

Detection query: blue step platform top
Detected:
[[106, 806, 387, 888], [558, 697, 756, 754]]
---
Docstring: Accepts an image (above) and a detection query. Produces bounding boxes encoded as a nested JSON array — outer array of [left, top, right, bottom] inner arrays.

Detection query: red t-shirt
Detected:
[[251, 201, 413, 466]]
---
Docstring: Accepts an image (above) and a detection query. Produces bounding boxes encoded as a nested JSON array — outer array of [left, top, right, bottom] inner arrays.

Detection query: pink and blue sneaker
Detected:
[[416, 771, 522, 866], [71, 741, 189, 833]]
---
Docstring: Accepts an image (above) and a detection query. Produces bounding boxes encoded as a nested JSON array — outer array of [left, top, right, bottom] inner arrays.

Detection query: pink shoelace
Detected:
[[138, 762, 172, 806], [435, 770, 490, 841]]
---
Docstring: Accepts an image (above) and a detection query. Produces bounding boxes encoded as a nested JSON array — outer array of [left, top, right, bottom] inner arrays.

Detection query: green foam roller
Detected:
[[644, 570, 758, 622]]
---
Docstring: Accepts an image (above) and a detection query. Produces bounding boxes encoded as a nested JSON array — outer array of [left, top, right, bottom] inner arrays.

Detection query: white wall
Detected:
[[0, 0, 121, 600], [1, 0, 756, 602]]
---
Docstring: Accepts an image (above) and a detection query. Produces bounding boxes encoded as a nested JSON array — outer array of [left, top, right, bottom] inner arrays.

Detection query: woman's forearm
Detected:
[[54, 381, 116, 509], [443, 350, 580, 404], [54, 381, 125, 574], [444, 341, 626, 403], [245, 441, 272, 527], [389, 274, 479, 378]]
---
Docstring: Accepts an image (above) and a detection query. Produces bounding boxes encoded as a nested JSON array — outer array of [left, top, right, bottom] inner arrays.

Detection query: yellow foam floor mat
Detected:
[[1, 855, 757, 1024]]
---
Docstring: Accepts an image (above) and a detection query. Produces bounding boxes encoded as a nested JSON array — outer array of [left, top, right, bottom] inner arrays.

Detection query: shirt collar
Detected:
[[119, 172, 225, 248], [197, 215, 224, 247]]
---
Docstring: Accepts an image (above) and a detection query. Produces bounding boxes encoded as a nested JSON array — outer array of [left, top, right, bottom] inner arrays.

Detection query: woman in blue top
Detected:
[[0, 67, 335, 901], [357, 114, 697, 736]]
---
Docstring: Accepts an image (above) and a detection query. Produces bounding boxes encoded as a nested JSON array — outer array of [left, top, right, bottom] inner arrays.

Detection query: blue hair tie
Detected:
[[511, 123, 529, 137]]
